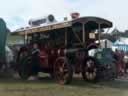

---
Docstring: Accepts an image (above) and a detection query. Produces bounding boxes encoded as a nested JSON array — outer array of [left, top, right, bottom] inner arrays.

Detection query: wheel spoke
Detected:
[[58, 73, 62, 79], [54, 57, 73, 84], [82, 58, 97, 82], [63, 69, 68, 72], [62, 73, 69, 81]]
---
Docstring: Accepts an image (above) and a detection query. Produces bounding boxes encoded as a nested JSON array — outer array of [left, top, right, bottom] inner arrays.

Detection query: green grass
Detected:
[[0, 76, 127, 96]]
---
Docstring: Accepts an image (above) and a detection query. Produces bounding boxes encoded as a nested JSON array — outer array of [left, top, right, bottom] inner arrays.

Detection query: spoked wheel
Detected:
[[54, 57, 73, 84], [82, 57, 98, 82], [18, 50, 32, 80]]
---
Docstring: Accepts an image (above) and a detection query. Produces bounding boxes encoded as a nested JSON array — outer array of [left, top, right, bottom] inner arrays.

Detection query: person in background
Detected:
[[120, 50, 125, 74], [114, 49, 121, 76], [115, 49, 125, 77]]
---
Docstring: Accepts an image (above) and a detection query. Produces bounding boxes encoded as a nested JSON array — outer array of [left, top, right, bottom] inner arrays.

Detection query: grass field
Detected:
[[0, 75, 127, 96]]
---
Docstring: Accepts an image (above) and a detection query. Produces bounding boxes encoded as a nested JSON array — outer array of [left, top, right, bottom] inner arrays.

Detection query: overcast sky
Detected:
[[0, 0, 127, 31]]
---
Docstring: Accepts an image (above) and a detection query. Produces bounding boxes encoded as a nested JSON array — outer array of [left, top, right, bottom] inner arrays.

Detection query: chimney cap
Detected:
[[70, 12, 80, 19]]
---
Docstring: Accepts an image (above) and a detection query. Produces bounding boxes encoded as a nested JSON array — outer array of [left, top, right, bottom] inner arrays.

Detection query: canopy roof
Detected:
[[13, 16, 113, 35], [72, 17, 112, 28], [114, 37, 128, 45]]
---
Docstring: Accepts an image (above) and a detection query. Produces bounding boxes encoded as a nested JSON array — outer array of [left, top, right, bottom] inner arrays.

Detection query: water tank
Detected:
[[28, 14, 56, 26]]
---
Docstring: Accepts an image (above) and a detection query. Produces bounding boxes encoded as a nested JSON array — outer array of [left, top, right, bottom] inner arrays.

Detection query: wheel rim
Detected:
[[18, 51, 31, 80], [20, 58, 30, 79], [54, 58, 72, 84], [82, 58, 97, 81]]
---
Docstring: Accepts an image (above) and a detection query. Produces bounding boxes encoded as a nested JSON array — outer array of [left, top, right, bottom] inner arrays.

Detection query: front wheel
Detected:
[[81, 57, 98, 82], [17, 49, 32, 80], [54, 57, 73, 84]]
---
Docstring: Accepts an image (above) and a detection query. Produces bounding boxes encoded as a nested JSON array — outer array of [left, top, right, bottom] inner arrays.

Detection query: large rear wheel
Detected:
[[54, 57, 73, 84]]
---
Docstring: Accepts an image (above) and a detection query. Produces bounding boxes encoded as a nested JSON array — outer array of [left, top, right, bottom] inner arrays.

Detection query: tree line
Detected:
[[101, 28, 128, 42]]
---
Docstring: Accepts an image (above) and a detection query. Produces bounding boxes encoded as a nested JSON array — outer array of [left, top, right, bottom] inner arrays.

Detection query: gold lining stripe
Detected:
[[18, 22, 71, 35]]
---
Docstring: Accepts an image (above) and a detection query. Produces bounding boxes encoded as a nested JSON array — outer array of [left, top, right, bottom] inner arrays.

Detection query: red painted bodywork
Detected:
[[38, 48, 65, 70]]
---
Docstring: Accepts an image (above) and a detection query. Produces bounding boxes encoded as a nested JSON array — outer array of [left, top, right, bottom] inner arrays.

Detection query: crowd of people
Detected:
[[114, 49, 128, 78]]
